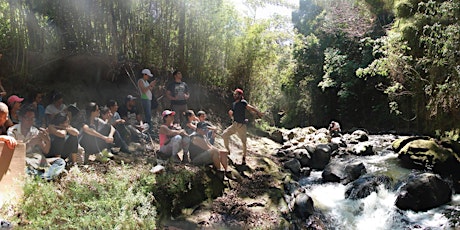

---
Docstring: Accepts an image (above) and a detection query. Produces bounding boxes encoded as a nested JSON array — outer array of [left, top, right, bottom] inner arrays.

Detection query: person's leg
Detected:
[[181, 135, 190, 162], [170, 135, 183, 161], [219, 150, 229, 171], [221, 123, 237, 154], [141, 99, 153, 132], [113, 129, 131, 153], [47, 135, 65, 158], [191, 149, 214, 167], [62, 135, 79, 160], [236, 124, 248, 163]]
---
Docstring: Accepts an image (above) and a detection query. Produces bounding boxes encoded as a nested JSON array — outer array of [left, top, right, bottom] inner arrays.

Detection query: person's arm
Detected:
[[82, 124, 114, 143], [159, 124, 187, 137], [246, 104, 263, 118], [0, 135, 17, 149], [186, 122, 197, 131], [34, 128, 51, 154], [184, 83, 190, 100]]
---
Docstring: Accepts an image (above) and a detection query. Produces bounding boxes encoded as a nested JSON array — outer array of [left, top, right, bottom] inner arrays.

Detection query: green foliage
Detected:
[[15, 165, 157, 229], [150, 166, 196, 218]]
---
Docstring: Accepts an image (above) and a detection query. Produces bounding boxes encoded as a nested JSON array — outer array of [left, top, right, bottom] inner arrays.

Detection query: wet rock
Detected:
[[270, 129, 284, 144], [283, 158, 301, 175], [293, 193, 314, 219], [348, 130, 369, 143], [350, 141, 375, 156], [395, 173, 452, 212], [322, 162, 367, 184], [345, 175, 392, 199], [309, 144, 331, 170], [395, 138, 457, 170]]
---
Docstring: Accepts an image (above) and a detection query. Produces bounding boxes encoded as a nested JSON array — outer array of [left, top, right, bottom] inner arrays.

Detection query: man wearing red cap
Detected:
[[221, 88, 263, 164]]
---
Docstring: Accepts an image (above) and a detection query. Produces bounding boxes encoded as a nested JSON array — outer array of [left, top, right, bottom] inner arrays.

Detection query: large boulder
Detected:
[[293, 192, 315, 219], [348, 130, 369, 143], [322, 162, 366, 184], [309, 144, 332, 170], [395, 138, 457, 170], [395, 173, 452, 212], [350, 141, 375, 156], [345, 175, 392, 199]]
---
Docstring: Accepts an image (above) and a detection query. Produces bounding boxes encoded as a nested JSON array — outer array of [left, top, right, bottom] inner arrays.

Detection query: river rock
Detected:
[[322, 162, 366, 184], [395, 173, 452, 212], [395, 138, 456, 170], [293, 193, 315, 219], [270, 129, 284, 144], [345, 175, 392, 199], [309, 144, 331, 170], [348, 130, 369, 143], [283, 158, 301, 175], [350, 141, 375, 156]]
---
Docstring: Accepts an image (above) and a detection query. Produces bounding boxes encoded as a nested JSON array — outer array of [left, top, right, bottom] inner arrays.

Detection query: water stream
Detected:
[[299, 151, 460, 229]]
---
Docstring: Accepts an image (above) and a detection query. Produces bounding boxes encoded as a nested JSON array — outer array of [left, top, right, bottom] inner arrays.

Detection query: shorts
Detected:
[[191, 149, 213, 166]]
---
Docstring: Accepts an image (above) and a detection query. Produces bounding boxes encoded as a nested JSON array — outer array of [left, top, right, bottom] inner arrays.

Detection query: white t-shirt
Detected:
[[138, 79, 152, 101]]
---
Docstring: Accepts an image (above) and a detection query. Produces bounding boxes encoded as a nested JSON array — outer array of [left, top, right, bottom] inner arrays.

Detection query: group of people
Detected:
[[0, 68, 264, 180], [157, 87, 263, 175]]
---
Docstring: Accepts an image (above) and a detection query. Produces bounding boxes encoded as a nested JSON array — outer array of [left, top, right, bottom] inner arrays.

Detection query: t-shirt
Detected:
[[232, 99, 248, 123], [110, 111, 122, 125], [7, 124, 40, 154], [138, 78, 152, 100], [166, 81, 188, 105], [118, 105, 139, 126]]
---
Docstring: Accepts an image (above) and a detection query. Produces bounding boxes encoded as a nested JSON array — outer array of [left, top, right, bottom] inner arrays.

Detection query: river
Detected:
[[298, 141, 460, 230]]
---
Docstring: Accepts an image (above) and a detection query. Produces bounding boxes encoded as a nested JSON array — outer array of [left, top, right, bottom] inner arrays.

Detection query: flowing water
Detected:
[[299, 150, 460, 230]]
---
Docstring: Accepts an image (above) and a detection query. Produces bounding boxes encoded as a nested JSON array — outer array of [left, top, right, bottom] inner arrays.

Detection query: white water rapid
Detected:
[[299, 152, 460, 230]]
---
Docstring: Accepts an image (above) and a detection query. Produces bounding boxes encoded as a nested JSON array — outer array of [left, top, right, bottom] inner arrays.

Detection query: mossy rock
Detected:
[[397, 139, 455, 168]]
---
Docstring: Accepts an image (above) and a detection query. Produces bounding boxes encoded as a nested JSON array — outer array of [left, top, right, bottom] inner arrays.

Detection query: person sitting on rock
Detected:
[[0, 102, 17, 149], [118, 95, 148, 142], [182, 110, 199, 135], [328, 120, 341, 137], [99, 106, 131, 154], [158, 110, 190, 163], [196, 110, 217, 145], [79, 102, 115, 157], [45, 91, 67, 125], [7, 104, 65, 180], [47, 112, 80, 164], [189, 121, 229, 173]]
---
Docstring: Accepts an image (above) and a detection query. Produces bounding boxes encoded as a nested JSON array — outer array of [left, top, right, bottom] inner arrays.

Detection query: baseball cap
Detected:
[[7, 95, 24, 106], [196, 110, 206, 117], [162, 110, 175, 118], [234, 88, 244, 95], [142, 69, 153, 77], [196, 121, 210, 130], [126, 95, 137, 101]]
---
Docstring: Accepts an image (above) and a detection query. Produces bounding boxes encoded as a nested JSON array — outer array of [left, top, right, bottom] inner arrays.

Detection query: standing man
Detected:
[[221, 88, 263, 165], [166, 70, 189, 124], [138, 68, 157, 134]]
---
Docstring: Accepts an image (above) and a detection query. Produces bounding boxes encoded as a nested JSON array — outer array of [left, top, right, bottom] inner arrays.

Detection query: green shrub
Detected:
[[12, 165, 157, 229]]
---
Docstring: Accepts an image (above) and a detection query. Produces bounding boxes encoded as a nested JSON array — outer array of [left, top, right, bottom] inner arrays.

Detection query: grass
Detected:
[[2, 163, 158, 229]]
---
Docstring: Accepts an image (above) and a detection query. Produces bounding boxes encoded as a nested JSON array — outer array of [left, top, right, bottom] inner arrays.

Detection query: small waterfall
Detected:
[[299, 152, 460, 229]]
